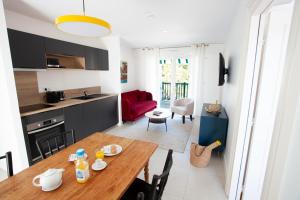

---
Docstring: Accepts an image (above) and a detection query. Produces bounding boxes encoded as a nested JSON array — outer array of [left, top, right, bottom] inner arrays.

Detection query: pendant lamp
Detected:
[[55, 0, 111, 37]]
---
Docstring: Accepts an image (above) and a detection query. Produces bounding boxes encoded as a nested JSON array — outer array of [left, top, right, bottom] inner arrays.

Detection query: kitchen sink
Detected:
[[73, 94, 109, 100]]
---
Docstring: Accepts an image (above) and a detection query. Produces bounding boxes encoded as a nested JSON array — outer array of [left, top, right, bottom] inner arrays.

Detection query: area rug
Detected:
[[105, 116, 193, 153]]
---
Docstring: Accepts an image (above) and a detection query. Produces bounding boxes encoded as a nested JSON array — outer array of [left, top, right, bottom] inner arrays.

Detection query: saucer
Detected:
[[42, 180, 62, 192], [92, 160, 107, 171], [103, 144, 122, 156]]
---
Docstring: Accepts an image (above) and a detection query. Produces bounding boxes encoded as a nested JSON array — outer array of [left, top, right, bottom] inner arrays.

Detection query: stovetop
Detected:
[[19, 104, 54, 114]]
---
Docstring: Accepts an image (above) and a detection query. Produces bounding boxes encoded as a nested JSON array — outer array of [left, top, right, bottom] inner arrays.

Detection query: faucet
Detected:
[[83, 90, 88, 97]]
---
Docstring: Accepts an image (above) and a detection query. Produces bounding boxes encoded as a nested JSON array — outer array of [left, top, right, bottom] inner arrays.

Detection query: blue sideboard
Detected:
[[198, 103, 229, 152]]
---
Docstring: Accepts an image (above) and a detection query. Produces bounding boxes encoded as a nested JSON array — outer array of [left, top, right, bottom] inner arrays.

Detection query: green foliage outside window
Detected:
[[160, 58, 189, 83]]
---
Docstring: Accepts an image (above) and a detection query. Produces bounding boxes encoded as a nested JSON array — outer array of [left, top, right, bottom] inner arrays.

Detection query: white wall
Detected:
[[0, 1, 28, 172], [134, 45, 223, 108], [120, 39, 137, 92], [133, 48, 160, 100], [201, 44, 224, 104], [278, 98, 300, 199], [221, 1, 252, 195], [5, 10, 121, 94]]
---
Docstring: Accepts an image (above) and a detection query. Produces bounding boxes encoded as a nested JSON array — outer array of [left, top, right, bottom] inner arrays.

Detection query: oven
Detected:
[[26, 115, 65, 164]]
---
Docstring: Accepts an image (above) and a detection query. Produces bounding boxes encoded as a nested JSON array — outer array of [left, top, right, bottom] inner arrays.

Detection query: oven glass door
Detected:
[[28, 122, 65, 163]]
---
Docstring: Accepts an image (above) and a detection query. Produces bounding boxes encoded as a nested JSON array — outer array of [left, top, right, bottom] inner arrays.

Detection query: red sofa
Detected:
[[121, 90, 157, 121]]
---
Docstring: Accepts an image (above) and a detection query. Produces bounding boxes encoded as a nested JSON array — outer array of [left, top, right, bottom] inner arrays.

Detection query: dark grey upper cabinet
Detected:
[[85, 47, 109, 70], [45, 38, 85, 57], [7, 29, 46, 69], [8, 28, 108, 70], [98, 49, 109, 70]]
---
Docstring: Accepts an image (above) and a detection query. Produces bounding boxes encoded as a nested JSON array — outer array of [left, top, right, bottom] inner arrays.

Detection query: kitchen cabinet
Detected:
[[7, 29, 46, 69], [64, 96, 118, 140], [85, 47, 109, 70], [64, 104, 85, 141], [82, 96, 118, 136], [198, 103, 228, 152], [8, 28, 109, 71], [45, 38, 85, 57], [21, 96, 118, 165]]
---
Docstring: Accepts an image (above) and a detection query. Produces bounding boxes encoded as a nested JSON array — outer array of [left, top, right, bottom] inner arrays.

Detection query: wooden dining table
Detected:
[[0, 133, 158, 200]]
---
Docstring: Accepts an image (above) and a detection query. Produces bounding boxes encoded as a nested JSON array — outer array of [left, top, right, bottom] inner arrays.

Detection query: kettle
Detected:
[[32, 168, 64, 191], [45, 90, 65, 103]]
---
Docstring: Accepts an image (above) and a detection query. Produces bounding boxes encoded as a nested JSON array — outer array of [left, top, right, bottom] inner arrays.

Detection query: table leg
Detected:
[[165, 119, 167, 132], [144, 161, 149, 183], [147, 119, 150, 131]]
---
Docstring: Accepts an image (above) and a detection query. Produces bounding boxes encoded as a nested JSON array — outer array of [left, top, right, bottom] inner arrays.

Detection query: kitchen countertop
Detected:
[[20, 93, 118, 117]]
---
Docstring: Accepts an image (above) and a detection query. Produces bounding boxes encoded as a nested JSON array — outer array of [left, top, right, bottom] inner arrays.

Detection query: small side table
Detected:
[[145, 110, 171, 132]]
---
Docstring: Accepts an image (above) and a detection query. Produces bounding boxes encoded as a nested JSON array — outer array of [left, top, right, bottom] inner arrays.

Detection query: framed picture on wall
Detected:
[[121, 61, 128, 83]]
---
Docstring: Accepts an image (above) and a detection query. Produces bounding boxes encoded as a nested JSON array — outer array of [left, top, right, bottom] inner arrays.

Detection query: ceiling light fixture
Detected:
[[55, 0, 111, 37]]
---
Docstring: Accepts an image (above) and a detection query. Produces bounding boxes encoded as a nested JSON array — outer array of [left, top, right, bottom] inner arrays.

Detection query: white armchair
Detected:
[[171, 98, 194, 123]]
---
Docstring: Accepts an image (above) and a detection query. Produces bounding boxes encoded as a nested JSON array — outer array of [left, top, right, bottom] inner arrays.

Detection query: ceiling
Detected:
[[3, 0, 240, 48]]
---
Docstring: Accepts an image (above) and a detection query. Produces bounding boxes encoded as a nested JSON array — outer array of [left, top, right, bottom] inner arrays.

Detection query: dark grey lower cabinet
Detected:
[[82, 96, 118, 134], [64, 104, 85, 141], [64, 96, 118, 140]]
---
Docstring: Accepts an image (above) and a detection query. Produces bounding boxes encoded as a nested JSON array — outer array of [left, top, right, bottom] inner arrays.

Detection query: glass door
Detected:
[[160, 57, 190, 108], [160, 58, 172, 108], [175, 58, 190, 100]]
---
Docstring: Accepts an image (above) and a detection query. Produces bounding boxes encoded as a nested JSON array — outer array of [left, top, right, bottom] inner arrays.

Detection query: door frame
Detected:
[[228, 0, 295, 199]]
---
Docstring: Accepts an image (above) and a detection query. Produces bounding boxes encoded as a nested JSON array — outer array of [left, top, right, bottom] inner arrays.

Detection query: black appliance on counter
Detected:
[[25, 114, 66, 164], [45, 90, 65, 103]]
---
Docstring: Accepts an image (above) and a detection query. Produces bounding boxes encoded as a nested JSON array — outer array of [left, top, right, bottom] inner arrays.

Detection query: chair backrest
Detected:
[[36, 130, 75, 159], [136, 192, 144, 200], [0, 152, 13, 177], [150, 149, 173, 200]]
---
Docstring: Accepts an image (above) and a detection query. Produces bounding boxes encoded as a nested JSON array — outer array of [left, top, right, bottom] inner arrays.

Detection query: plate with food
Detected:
[[103, 144, 122, 156]]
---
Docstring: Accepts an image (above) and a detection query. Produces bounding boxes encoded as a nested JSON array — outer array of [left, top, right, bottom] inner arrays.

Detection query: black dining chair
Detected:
[[0, 151, 13, 177], [122, 149, 173, 200], [36, 130, 76, 159], [137, 192, 145, 200]]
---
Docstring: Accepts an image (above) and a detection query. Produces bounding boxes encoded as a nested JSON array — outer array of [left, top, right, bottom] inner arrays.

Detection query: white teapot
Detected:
[[32, 168, 64, 191]]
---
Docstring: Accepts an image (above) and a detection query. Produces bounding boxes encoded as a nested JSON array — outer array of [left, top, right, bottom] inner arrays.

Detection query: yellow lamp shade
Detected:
[[55, 15, 111, 37]]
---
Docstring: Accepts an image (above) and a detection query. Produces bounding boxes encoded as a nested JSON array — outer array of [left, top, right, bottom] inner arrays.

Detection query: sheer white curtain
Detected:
[[189, 44, 207, 116], [137, 48, 160, 100]]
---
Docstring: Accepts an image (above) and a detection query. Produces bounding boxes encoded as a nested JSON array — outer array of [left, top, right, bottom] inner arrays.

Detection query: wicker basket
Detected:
[[190, 141, 221, 168], [205, 101, 221, 115]]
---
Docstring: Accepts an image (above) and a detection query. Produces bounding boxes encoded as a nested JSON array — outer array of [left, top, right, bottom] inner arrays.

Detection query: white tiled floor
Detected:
[[0, 169, 7, 182], [109, 117, 227, 200]]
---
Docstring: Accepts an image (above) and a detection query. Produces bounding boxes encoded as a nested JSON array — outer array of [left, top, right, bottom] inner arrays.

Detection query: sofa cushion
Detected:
[[123, 90, 139, 103], [138, 91, 148, 101], [132, 101, 157, 116]]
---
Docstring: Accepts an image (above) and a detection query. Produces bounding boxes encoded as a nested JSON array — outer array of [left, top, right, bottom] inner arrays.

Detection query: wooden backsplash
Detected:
[[14, 71, 43, 107], [14, 71, 102, 107]]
